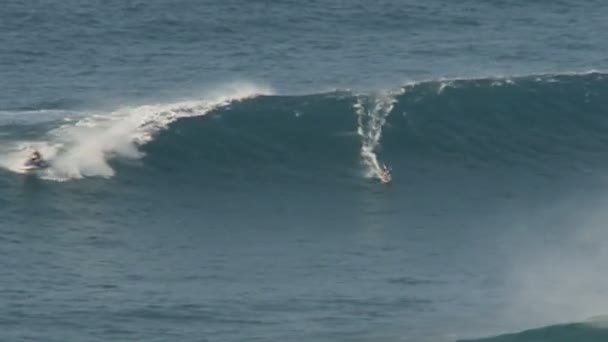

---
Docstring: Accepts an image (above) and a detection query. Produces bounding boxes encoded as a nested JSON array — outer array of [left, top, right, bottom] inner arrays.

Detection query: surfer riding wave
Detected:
[[380, 163, 392, 184]]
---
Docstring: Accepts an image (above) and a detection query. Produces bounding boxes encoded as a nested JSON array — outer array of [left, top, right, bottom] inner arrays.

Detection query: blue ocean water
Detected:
[[2, 1, 608, 341]]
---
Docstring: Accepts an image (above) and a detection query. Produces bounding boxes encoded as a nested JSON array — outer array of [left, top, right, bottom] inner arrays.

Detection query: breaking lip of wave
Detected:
[[0, 82, 274, 181], [398, 68, 606, 89]]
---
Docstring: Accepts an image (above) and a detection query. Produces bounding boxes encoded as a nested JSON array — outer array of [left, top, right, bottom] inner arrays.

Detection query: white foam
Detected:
[[0, 82, 273, 180], [437, 81, 454, 94]]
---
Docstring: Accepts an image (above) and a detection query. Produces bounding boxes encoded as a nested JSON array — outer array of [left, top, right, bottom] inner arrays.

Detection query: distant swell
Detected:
[[459, 319, 608, 342]]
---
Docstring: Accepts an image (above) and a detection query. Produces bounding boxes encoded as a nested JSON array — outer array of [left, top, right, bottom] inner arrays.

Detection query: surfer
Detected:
[[30, 150, 42, 163], [24, 150, 47, 168], [380, 163, 392, 184]]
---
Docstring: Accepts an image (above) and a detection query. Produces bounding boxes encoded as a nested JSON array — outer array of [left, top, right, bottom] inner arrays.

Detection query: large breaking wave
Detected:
[[1, 72, 608, 182]]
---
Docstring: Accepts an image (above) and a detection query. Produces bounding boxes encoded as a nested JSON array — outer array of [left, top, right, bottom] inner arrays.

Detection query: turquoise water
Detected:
[[2, 1, 608, 341]]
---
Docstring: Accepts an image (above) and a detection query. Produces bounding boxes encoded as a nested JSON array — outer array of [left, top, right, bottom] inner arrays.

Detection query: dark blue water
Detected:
[[2, 1, 608, 341]]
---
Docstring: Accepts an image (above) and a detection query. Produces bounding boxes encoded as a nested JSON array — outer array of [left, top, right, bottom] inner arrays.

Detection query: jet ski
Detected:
[[21, 159, 49, 172], [20, 151, 49, 172]]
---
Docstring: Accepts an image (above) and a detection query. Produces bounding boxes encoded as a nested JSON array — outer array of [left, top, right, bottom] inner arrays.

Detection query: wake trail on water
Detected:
[[355, 90, 400, 181]]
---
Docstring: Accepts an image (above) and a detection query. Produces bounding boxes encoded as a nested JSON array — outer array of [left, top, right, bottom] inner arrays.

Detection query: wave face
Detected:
[[154, 72, 608, 175], [3, 72, 608, 184]]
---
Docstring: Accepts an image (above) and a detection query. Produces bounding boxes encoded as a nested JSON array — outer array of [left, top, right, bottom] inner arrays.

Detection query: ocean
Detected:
[[2, 1, 608, 341]]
